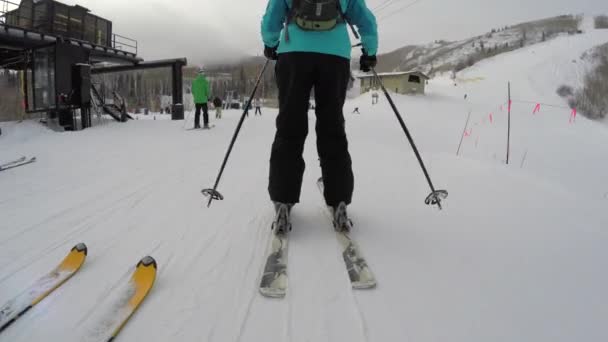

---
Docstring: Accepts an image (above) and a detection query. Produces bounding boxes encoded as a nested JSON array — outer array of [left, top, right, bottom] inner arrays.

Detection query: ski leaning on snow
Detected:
[[0, 156, 25, 168], [0, 156, 36, 172], [317, 178, 376, 289], [0, 243, 88, 333], [259, 226, 289, 298], [97, 256, 157, 342]]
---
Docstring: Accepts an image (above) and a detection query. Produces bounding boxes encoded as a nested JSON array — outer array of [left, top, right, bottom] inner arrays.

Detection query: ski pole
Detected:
[[371, 67, 448, 209], [202, 60, 270, 207]]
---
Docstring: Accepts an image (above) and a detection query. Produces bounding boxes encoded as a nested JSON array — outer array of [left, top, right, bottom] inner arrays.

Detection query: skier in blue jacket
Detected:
[[261, 0, 378, 232]]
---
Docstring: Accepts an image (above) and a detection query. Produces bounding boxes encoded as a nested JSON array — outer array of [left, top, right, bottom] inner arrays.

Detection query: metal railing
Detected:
[[1, 0, 139, 56], [112, 33, 137, 55]]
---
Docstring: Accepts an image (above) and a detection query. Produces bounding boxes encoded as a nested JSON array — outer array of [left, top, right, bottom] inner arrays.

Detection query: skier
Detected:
[[261, 0, 378, 232], [352, 107, 360, 114], [254, 98, 263, 116], [213, 96, 223, 119], [192, 68, 210, 129], [372, 92, 379, 105]]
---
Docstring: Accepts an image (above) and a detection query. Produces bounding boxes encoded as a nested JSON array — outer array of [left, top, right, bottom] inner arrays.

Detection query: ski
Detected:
[[0, 157, 36, 172], [0, 243, 88, 333], [100, 256, 157, 342], [187, 125, 215, 131], [259, 231, 289, 298], [0, 156, 25, 168], [316, 178, 376, 289]]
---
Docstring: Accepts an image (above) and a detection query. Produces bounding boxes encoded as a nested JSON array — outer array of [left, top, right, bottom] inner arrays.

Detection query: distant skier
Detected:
[[254, 98, 263, 116], [244, 100, 251, 117], [213, 96, 223, 119], [372, 92, 379, 105], [261, 0, 378, 232], [192, 68, 210, 129], [352, 107, 360, 114]]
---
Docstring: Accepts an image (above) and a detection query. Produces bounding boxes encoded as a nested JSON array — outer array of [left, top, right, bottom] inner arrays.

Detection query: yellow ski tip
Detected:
[[58, 243, 88, 273], [31, 243, 87, 306], [110, 256, 157, 339], [129, 256, 157, 308]]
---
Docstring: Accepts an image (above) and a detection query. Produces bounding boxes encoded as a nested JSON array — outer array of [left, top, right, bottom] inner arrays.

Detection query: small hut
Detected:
[[358, 71, 430, 95]]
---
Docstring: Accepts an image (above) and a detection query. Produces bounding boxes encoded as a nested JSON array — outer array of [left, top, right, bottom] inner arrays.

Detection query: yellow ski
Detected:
[[0, 243, 88, 332], [105, 256, 157, 342]]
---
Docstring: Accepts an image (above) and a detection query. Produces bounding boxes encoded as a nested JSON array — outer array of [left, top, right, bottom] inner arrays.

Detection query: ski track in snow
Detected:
[[1, 26, 608, 342]]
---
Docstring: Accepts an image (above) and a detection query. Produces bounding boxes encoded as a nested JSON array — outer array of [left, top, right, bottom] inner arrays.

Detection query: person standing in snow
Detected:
[[261, 0, 378, 232], [372, 91, 379, 105], [213, 96, 223, 119], [254, 98, 263, 116], [192, 68, 210, 129]]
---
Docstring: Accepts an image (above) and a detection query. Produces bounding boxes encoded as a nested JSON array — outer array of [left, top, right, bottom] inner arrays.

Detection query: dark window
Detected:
[[84, 15, 96, 43], [68, 7, 85, 39], [53, 3, 69, 35], [96, 19, 108, 45], [408, 75, 421, 84], [33, 2, 49, 31], [18, 0, 33, 28], [33, 46, 56, 109]]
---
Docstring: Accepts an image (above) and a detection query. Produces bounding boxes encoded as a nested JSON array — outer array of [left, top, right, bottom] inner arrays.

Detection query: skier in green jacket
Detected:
[[192, 69, 210, 129]]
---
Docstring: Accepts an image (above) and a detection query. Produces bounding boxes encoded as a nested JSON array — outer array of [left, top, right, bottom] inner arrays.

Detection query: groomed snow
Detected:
[[1, 26, 607, 342]]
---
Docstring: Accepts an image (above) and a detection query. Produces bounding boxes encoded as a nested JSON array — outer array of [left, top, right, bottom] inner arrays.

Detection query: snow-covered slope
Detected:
[[1, 25, 608, 342], [377, 14, 584, 74]]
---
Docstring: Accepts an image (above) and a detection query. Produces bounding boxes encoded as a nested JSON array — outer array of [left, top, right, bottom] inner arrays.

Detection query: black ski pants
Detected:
[[195, 103, 209, 127], [269, 52, 354, 207]]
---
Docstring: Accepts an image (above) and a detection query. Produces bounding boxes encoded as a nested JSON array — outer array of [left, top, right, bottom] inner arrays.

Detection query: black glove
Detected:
[[359, 50, 377, 72], [264, 45, 278, 60]]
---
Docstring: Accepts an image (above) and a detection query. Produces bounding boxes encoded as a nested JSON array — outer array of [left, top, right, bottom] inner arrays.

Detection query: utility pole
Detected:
[[507, 82, 511, 165]]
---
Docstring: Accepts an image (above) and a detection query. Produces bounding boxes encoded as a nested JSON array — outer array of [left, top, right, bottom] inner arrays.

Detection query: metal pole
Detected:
[[456, 110, 471, 156], [507, 82, 511, 165]]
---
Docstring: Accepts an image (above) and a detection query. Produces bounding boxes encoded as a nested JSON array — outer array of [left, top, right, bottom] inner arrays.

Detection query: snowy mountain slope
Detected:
[[1, 25, 608, 342], [376, 14, 583, 74]]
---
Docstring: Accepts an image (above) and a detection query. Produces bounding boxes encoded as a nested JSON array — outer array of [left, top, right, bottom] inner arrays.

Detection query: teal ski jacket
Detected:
[[261, 0, 378, 60]]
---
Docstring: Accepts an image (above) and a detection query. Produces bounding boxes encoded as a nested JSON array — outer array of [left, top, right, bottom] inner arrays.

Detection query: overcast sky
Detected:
[[59, 0, 606, 66]]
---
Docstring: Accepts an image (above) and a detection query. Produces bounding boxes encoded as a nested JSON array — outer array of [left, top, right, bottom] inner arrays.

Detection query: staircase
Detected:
[[91, 83, 132, 122]]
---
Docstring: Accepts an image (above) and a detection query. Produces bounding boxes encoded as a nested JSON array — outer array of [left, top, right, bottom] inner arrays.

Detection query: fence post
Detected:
[[456, 110, 471, 156], [507, 82, 511, 165]]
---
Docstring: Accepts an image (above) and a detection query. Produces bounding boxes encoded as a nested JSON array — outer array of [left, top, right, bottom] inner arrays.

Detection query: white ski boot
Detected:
[[272, 202, 292, 235], [331, 202, 353, 232]]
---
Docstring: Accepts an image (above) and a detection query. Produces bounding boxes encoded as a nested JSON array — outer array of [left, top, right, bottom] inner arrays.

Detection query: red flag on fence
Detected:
[[569, 108, 577, 124]]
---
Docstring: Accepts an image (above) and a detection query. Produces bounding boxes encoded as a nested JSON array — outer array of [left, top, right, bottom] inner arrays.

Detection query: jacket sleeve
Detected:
[[346, 0, 378, 56], [261, 0, 288, 48]]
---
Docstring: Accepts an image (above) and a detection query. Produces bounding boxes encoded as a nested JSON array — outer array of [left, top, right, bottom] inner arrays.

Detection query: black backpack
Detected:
[[287, 0, 345, 32]]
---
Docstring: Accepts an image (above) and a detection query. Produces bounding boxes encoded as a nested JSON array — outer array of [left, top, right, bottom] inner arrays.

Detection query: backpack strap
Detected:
[[284, 0, 299, 42], [338, 0, 360, 39]]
